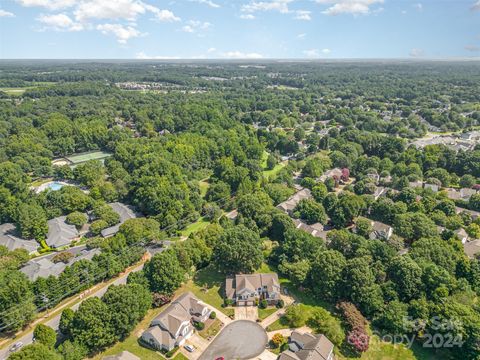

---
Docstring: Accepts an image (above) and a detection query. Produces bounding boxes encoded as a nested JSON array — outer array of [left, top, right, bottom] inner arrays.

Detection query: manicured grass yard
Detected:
[[266, 316, 291, 332], [199, 179, 210, 198], [258, 306, 278, 320], [263, 162, 286, 179], [179, 217, 210, 237], [180, 265, 234, 317], [93, 307, 167, 360], [198, 318, 223, 339]]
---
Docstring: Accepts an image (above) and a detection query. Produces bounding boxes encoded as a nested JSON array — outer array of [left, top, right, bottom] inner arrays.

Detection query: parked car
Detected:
[[184, 345, 195, 352], [9, 342, 23, 352]]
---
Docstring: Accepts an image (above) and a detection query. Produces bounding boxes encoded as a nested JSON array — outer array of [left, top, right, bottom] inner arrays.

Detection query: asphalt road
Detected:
[[198, 320, 268, 360], [0, 263, 144, 360]]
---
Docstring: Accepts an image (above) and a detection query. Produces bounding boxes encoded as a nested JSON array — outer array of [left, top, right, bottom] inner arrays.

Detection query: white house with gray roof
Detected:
[[279, 331, 334, 360], [225, 273, 281, 306], [141, 292, 210, 351]]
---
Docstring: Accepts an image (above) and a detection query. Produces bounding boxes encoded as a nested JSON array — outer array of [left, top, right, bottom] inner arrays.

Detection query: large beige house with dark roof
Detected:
[[279, 331, 334, 360], [140, 292, 210, 351], [225, 273, 281, 306]]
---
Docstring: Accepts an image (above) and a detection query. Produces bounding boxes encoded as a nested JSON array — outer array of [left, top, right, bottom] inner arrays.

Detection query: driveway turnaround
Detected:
[[198, 320, 268, 360]]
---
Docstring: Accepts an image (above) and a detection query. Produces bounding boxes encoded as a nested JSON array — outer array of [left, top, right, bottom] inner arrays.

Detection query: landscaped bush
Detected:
[[276, 299, 285, 308], [195, 321, 205, 330], [165, 346, 179, 358], [271, 333, 286, 348], [223, 298, 234, 307], [209, 311, 216, 319], [259, 299, 268, 309]]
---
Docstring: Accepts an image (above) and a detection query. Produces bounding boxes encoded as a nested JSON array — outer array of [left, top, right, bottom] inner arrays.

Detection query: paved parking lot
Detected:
[[198, 320, 268, 360], [234, 306, 258, 321]]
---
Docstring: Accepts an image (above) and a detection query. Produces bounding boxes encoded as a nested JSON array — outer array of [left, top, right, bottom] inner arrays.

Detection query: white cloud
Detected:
[[207, 47, 216, 53], [136, 51, 180, 59], [409, 48, 425, 57], [316, 0, 384, 16], [221, 51, 264, 59], [37, 13, 83, 31], [465, 45, 480, 52], [0, 9, 15, 17], [192, 0, 220, 8], [294, 10, 311, 20], [16, 0, 75, 10], [297, 33, 306, 39], [74, 0, 155, 22], [303, 49, 319, 57], [240, 14, 256, 19], [471, 0, 480, 11], [413, 3, 422, 11], [242, 0, 292, 14], [154, 9, 180, 22], [97, 23, 143, 43], [181, 20, 212, 33], [303, 48, 331, 57]]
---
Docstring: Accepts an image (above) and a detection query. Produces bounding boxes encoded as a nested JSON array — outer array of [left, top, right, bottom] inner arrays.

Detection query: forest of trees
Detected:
[[0, 61, 479, 360]]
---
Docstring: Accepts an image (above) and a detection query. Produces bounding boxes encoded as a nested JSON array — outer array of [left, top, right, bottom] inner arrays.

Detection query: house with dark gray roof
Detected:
[[141, 292, 210, 351], [276, 188, 312, 215], [46, 216, 79, 248], [279, 332, 334, 360], [20, 248, 101, 281], [101, 202, 139, 238], [225, 273, 281, 306], [0, 223, 38, 254]]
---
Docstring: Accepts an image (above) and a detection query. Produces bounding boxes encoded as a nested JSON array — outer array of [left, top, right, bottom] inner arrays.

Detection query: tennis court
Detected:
[[65, 151, 112, 165]]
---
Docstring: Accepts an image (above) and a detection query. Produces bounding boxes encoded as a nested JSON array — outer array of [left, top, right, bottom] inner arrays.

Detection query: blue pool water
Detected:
[[47, 182, 64, 191]]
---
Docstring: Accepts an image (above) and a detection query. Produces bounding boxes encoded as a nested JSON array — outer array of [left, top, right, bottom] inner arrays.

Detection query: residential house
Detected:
[[464, 240, 480, 259], [292, 219, 327, 240], [366, 172, 380, 184], [370, 221, 394, 240], [225, 273, 281, 306], [46, 216, 79, 248], [103, 351, 140, 360], [372, 186, 388, 200], [409, 181, 423, 189], [276, 189, 312, 215], [454, 228, 469, 244], [446, 188, 477, 201], [20, 248, 101, 281], [455, 207, 480, 220], [319, 168, 343, 182], [141, 292, 210, 351], [0, 223, 38, 254], [101, 202, 139, 238], [424, 183, 439, 193], [279, 332, 334, 360]]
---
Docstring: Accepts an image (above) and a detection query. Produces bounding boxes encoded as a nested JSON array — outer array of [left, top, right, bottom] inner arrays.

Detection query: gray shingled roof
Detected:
[[46, 216, 79, 248], [0, 223, 38, 254], [101, 202, 138, 237]]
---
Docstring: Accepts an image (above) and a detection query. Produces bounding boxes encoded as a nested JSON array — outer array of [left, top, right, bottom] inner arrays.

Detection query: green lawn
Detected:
[[263, 161, 286, 179], [93, 307, 168, 360], [179, 217, 210, 237], [199, 180, 210, 198], [258, 307, 278, 320], [266, 316, 291, 332], [180, 265, 234, 317], [198, 318, 223, 339]]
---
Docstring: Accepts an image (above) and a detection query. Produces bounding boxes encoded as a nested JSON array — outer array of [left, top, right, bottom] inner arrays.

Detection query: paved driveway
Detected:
[[198, 321, 268, 360], [234, 306, 258, 321]]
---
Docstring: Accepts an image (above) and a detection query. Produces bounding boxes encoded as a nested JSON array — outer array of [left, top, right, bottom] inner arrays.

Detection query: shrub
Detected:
[[209, 311, 216, 319], [224, 298, 234, 307], [280, 342, 289, 352], [52, 252, 74, 264], [276, 299, 285, 308], [165, 346, 179, 358], [271, 333, 286, 348], [259, 299, 268, 309], [152, 293, 173, 308], [195, 321, 205, 330]]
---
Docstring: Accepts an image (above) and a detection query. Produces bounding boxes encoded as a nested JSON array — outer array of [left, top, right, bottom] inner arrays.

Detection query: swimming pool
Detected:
[[47, 181, 64, 191]]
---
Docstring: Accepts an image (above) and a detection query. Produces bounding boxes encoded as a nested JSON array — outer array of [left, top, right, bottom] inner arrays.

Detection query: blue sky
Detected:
[[0, 0, 479, 59]]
